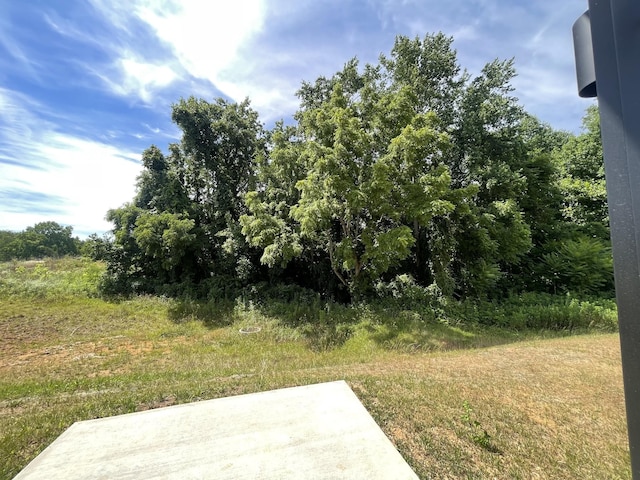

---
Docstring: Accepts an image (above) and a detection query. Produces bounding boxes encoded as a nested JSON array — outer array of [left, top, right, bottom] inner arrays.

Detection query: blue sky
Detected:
[[0, 0, 593, 238]]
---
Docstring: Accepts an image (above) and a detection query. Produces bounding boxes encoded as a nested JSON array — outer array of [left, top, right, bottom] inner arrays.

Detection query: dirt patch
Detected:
[[136, 395, 178, 411], [0, 317, 62, 354], [0, 338, 177, 372]]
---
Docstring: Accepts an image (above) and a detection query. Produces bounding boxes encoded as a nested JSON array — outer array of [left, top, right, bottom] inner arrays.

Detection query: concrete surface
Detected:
[[14, 381, 418, 479]]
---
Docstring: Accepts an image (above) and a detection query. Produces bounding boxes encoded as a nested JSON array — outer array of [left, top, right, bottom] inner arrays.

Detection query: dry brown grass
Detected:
[[347, 335, 628, 479]]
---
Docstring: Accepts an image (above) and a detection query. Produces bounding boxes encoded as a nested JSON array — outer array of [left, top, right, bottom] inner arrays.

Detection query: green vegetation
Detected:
[[0, 34, 612, 309], [0, 259, 629, 479], [461, 400, 497, 453], [0, 222, 79, 261], [94, 33, 611, 304], [0, 32, 625, 477]]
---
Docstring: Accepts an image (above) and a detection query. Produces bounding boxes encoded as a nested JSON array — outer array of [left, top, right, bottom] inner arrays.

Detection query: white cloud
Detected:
[[0, 89, 141, 236], [135, 0, 265, 81], [0, 136, 141, 236], [89, 56, 180, 104], [89, 0, 307, 121], [117, 56, 180, 102], [80, 0, 274, 112], [129, 0, 280, 114]]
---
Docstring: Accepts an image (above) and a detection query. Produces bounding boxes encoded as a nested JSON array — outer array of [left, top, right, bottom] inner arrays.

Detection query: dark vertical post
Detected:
[[587, 0, 640, 477]]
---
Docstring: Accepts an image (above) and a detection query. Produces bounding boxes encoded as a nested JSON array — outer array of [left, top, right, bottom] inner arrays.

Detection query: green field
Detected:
[[0, 259, 630, 479]]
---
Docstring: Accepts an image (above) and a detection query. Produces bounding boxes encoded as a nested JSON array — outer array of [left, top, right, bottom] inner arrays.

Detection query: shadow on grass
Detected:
[[166, 294, 358, 351], [256, 298, 359, 351], [357, 312, 509, 353], [163, 294, 610, 354], [299, 321, 354, 351], [366, 321, 480, 352], [167, 299, 235, 328]]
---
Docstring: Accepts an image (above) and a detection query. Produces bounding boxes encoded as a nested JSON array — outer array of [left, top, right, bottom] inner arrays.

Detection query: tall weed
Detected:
[[448, 293, 617, 331], [0, 258, 104, 299]]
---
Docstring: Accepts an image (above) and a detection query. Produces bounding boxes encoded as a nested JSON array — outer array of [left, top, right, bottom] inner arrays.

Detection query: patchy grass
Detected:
[[0, 259, 630, 479]]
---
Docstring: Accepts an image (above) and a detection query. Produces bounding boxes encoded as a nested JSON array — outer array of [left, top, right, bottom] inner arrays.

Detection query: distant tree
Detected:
[[7, 222, 77, 259], [0, 222, 78, 260], [27, 222, 78, 257], [0, 230, 20, 261]]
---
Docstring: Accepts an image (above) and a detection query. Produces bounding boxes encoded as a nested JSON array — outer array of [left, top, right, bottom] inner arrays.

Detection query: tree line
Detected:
[[0, 222, 80, 260], [4, 33, 612, 302]]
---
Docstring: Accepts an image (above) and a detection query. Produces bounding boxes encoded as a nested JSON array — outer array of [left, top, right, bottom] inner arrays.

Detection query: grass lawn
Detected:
[[0, 259, 630, 479]]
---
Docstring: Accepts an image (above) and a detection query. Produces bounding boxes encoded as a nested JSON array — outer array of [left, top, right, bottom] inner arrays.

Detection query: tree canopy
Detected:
[[99, 33, 611, 301]]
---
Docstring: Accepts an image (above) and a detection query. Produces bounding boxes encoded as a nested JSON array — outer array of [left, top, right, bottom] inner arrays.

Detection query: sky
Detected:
[[0, 0, 594, 238]]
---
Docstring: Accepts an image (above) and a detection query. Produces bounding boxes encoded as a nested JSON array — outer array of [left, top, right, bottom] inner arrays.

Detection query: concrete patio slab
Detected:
[[14, 381, 418, 479]]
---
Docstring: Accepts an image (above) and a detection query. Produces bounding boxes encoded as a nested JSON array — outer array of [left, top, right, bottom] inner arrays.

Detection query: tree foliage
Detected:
[[99, 33, 612, 301], [555, 105, 609, 240], [102, 97, 265, 294]]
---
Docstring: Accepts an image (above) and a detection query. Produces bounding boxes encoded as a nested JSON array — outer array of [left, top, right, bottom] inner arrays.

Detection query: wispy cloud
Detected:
[[0, 89, 61, 170], [0, 11, 42, 81], [0, 190, 67, 215], [0, 89, 142, 235]]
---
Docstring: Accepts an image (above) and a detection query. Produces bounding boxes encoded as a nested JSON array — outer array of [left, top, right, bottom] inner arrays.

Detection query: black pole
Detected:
[[579, 1, 640, 477]]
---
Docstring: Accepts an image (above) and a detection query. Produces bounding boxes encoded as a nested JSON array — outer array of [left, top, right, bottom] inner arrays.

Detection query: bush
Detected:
[[374, 274, 447, 314], [540, 236, 614, 295]]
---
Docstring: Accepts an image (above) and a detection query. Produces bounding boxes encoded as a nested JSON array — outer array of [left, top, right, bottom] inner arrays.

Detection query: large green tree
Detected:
[[104, 98, 265, 294], [536, 106, 613, 295], [556, 105, 609, 240], [243, 46, 476, 298], [0, 230, 20, 261], [377, 36, 543, 296]]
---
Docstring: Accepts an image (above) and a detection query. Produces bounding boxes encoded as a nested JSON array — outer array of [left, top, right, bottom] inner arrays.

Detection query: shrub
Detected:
[[0, 257, 104, 298], [374, 274, 447, 314], [540, 236, 614, 295]]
